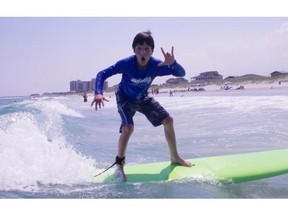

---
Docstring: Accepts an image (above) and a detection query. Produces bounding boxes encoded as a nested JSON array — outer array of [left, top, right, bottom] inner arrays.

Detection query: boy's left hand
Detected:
[[158, 46, 175, 66], [91, 94, 109, 111]]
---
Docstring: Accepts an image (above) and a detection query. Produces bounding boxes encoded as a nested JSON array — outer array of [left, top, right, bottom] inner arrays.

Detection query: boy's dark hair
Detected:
[[132, 31, 155, 51]]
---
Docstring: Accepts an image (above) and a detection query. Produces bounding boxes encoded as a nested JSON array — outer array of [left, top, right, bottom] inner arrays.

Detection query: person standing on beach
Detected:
[[91, 31, 192, 181]]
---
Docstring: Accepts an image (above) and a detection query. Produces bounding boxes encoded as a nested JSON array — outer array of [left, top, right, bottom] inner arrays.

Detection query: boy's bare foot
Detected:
[[171, 156, 193, 167], [114, 165, 127, 181]]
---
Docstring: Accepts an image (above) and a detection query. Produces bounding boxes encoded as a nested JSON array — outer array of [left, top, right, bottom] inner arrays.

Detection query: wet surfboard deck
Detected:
[[95, 149, 288, 184]]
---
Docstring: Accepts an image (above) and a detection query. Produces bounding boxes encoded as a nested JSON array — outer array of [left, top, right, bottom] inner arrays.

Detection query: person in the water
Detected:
[[82, 93, 88, 102]]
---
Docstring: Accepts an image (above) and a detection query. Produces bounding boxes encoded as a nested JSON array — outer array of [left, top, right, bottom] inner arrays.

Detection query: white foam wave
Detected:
[[0, 112, 97, 191], [27, 99, 84, 118]]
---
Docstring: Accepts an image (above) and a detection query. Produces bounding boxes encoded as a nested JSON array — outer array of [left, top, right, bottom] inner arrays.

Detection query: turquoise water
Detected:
[[1, 89, 288, 199]]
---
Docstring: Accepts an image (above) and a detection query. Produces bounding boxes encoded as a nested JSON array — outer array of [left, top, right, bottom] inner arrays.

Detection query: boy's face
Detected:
[[134, 42, 153, 67]]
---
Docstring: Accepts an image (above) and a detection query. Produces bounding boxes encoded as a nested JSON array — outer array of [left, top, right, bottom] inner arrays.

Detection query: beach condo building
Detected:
[[166, 77, 189, 84], [270, 71, 288, 78], [191, 71, 223, 83]]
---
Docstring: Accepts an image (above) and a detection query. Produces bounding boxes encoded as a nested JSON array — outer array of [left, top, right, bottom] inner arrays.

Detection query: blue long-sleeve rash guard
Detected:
[[95, 55, 186, 103]]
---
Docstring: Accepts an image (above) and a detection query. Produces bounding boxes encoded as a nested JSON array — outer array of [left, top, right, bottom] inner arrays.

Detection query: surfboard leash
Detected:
[[94, 156, 125, 177]]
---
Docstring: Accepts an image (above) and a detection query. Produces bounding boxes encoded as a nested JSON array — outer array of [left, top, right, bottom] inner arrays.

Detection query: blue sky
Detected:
[[1, 3, 288, 96]]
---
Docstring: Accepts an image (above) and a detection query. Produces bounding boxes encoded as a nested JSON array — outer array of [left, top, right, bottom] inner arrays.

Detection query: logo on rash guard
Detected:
[[131, 77, 152, 85]]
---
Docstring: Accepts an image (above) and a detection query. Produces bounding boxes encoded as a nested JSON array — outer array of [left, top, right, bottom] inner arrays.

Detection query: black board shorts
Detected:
[[116, 90, 169, 133]]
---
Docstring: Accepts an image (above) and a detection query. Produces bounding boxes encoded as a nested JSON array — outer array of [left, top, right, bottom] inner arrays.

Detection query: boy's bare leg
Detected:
[[163, 116, 192, 167], [115, 125, 134, 181]]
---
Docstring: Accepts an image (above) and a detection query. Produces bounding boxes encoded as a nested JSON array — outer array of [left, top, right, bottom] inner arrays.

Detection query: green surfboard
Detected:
[[95, 148, 288, 184]]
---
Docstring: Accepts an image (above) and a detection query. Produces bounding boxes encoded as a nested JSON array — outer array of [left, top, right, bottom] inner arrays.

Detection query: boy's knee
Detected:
[[163, 115, 174, 126], [122, 125, 134, 135]]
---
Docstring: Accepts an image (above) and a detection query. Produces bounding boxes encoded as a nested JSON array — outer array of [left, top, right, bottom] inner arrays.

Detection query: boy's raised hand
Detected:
[[158, 46, 175, 66]]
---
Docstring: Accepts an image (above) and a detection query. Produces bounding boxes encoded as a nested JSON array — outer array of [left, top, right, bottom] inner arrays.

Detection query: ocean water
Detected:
[[1, 88, 288, 200]]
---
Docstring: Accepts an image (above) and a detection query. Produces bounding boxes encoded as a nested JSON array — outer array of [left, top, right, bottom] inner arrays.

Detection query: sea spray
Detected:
[[0, 99, 97, 191]]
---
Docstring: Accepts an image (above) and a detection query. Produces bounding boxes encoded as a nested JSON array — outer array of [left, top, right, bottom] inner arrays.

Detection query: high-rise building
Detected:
[[91, 78, 96, 91], [82, 81, 91, 92], [70, 81, 77, 92], [69, 79, 108, 92]]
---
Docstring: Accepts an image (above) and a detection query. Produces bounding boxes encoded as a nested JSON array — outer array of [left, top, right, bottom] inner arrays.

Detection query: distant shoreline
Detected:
[[5, 76, 285, 98], [86, 78, 288, 98]]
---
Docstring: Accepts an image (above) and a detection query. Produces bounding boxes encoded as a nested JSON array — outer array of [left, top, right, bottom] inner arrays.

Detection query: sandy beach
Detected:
[[204, 79, 288, 91], [155, 78, 288, 94]]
